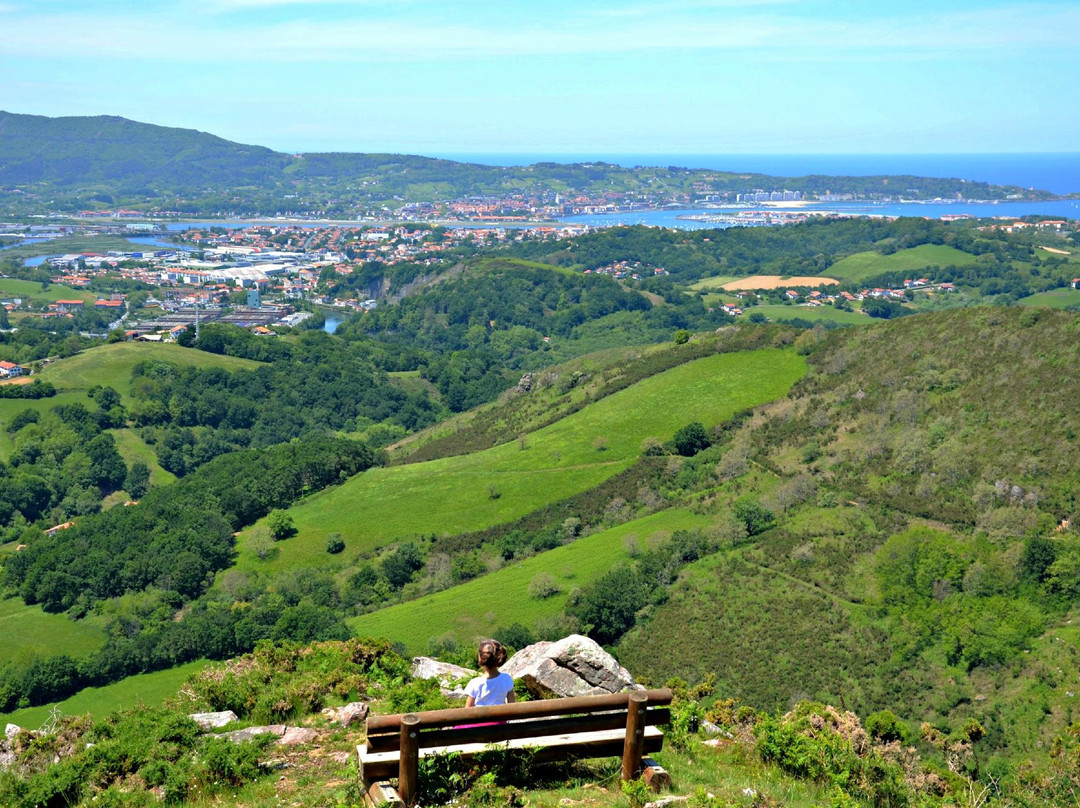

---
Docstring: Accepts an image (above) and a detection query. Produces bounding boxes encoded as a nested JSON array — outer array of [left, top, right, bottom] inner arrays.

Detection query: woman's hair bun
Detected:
[[478, 639, 507, 668]]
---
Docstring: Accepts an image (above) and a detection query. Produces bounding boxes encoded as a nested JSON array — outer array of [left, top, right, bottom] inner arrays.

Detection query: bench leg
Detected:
[[399, 714, 420, 806], [622, 692, 648, 781]]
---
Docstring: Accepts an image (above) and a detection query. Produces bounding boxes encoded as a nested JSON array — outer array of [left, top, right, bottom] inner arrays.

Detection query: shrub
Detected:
[[527, 572, 561, 599], [673, 421, 710, 457], [266, 509, 296, 541], [325, 533, 345, 554]]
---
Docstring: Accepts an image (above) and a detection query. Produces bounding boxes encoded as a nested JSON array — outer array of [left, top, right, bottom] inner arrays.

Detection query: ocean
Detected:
[[437, 153, 1080, 197]]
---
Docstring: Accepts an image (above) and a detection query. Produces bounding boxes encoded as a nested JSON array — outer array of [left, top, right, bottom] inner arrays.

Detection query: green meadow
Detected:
[[349, 508, 711, 652], [234, 349, 806, 573], [0, 277, 98, 307], [0, 660, 208, 729], [0, 597, 106, 666], [741, 304, 871, 325], [688, 275, 739, 291], [32, 341, 261, 398], [111, 427, 176, 487], [826, 244, 976, 282], [1017, 287, 1080, 309], [0, 235, 150, 262], [0, 343, 261, 457]]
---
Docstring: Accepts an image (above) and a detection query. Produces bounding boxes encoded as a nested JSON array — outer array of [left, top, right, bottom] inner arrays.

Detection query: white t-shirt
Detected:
[[465, 672, 514, 707]]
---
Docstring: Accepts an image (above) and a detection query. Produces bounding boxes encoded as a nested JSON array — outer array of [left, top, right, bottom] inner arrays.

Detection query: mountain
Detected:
[[0, 111, 1054, 212]]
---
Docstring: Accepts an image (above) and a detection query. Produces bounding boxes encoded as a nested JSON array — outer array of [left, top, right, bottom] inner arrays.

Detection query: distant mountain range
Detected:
[[0, 111, 1055, 215]]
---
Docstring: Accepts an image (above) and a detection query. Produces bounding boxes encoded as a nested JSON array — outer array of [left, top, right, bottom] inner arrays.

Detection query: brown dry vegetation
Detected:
[[722, 275, 840, 290]]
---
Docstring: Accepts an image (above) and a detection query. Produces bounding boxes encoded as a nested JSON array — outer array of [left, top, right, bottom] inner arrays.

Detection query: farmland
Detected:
[[0, 597, 106, 666], [721, 275, 839, 291]]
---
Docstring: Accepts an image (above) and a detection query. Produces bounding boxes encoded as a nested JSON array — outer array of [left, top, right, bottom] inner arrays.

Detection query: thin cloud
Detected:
[[1, 3, 1077, 62]]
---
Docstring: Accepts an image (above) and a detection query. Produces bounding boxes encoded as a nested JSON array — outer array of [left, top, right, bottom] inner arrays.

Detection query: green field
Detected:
[[33, 341, 261, 397], [112, 427, 176, 487], [0, 660, 208, 729], [349, 508, 711, 652], [740, 304, 872, 325], [826, 244, 976, 282], [0, 343, 261, 457], [234, 349, 806, 573], [1017, 287, 1080, 309], [0, 597, 106, 666], [688, 275, 739, 291], [0, 277, 98, 306]]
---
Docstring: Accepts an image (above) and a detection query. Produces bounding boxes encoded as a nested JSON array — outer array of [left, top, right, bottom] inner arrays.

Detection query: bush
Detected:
[[266, 510, 296, 541], [325, 533, 345, 554], [527, 572, 561, 599], [672, 421, 710, 457]]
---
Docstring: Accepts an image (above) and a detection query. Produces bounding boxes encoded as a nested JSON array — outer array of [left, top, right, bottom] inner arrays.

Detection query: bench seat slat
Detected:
[[365, 707, 671, 753], [358, 725, 664, 782]]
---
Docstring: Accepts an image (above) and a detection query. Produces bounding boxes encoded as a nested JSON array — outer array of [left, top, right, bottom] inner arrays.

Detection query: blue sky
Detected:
[[2, 0, 1078, 155]]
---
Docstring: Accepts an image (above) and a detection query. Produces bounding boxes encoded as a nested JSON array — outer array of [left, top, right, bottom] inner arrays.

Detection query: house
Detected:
[[1072, 279, 1080, 289], [94, 299, 124, 310], [44, 521, 75, 536], [55, 299, 85, 312], [0, 360, 27, 378], [251, 326, 276, 336]]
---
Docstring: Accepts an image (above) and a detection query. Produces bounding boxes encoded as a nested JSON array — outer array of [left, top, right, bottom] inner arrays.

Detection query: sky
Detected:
[[2, 0, 1079, 155]]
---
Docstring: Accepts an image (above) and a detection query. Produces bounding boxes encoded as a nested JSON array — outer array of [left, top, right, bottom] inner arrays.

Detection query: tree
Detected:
[[673, 421, 710, 457], [568, 565, 649, 644], [266, 509, 296, 541], [125, 462, 151, 499], [382, 541, 423, 589], [325, 533, 345, 554], [674, 329, 690, 345]]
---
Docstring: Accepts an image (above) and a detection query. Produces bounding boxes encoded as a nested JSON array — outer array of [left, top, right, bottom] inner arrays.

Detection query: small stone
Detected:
[[188, 711, 238, 730], [644, 797, 688, 808], [742, 788, 757, 797], [322, 701, 369, 727]]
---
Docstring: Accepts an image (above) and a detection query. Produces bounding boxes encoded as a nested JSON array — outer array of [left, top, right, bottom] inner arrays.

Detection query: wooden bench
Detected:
[[357, 688, 673, 806]]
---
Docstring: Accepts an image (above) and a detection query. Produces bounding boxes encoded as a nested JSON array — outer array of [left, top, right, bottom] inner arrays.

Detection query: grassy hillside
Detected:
[[233, 349, 806, 573], [826, 244, 977, 282], [111, 427, 176, 488], [0, 597, 106, 666], [740, 304, 871, 325], [0, 276, 98, 305], [33, 341, 261, 396], [1018, 287, 1080, 308], [349, 508, 711, 652], [0, 659, 207, 728]]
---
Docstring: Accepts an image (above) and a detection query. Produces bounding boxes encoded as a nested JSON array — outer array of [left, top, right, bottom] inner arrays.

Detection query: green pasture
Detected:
[[826, 244, 976, 282], [0, 277, 97, 306], [688, 275, 739, 291], [0, 660, 208, 729], [740, 304, 871, 325], [1036, 246, 1077, 261], [32, 341, 261, 397], [0, 597, 106, 666], [234, 349, 806, 573], [112, 427, 176, 487], [349, 508, 711, 652], [1017, 288, 1080, 309]]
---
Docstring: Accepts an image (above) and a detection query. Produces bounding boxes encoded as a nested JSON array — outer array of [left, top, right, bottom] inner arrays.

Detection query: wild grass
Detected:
[[233, 349, 806, 574], [826, 244, 976, 282], [688, 275, 739, 291], [349, 508, 711, 652], [111, 427, 176, 487], [0, 597, 106, 666]]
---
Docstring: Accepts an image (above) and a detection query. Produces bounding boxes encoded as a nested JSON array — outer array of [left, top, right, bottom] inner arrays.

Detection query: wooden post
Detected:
[[622, 692, 648, 781], [399, 714, 420, 806]]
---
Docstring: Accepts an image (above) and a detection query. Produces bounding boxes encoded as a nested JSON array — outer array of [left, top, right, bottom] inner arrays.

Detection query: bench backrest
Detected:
[[365, 688, 673, 753]]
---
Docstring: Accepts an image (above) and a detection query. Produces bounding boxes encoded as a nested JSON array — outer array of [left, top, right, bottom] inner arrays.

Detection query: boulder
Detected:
[[501, 635, 641, 699], [411, 657, 475, 699], [320, 701, 369, 727], [5, 724, 20, 741], [279, 727, 319, 746], [188, 711, 238, 731], [209, 725, 286, 743]]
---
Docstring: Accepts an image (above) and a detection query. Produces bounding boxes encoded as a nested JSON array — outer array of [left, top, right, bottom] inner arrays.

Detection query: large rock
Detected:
[[188, 711, 238, 730], [279, 727, 319, 746], [501, 635, 641, 699], [411, 657, 475, 699], [321, 701, 369, 727]]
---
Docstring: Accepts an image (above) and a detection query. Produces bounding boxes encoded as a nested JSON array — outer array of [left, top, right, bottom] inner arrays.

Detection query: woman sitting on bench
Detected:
[[464, 639, 515, 714]]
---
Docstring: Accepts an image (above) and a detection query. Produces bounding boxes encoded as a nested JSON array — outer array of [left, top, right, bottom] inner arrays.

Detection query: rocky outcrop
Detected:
[[320, 701, 369, 727], [501, 635, 641, 699], [411, 656, 475, 699], [188, 711, 238, 730], [208, 725, 286, 743]]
